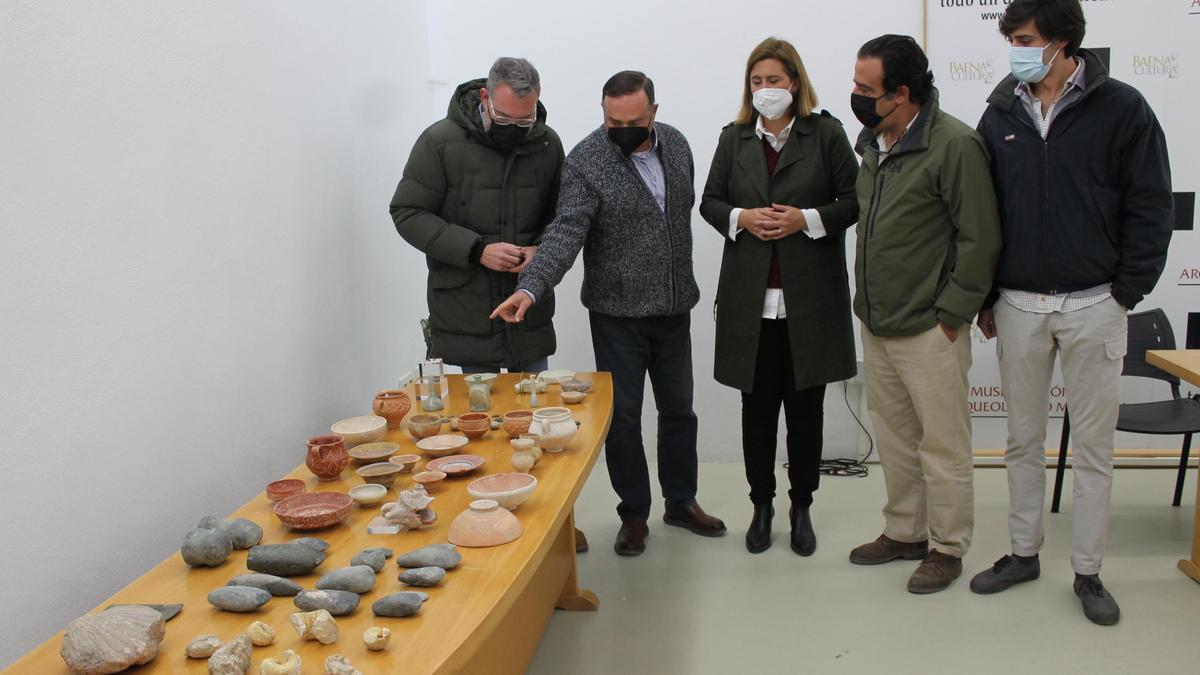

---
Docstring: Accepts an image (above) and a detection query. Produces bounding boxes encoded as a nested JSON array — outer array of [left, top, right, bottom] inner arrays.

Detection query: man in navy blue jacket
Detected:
[[969, 0, 1173, 626]]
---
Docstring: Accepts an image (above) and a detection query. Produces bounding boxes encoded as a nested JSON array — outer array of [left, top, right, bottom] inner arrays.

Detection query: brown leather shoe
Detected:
[[907, 551, 963, 594], [575, 527, 589, 554], [663, 500, 727, 537], [614, 520, 649, 556], [849, 534, 929, 565]]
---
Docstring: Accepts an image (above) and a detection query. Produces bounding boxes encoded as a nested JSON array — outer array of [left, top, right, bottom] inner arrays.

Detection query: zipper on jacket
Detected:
[[862, 162, 887, 334]]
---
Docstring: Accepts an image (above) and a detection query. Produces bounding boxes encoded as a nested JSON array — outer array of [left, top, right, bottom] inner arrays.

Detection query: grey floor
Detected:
[[528, 463, 1198, 675]]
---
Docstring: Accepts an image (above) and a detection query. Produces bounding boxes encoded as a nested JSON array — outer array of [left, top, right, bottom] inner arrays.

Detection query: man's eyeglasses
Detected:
[[488, 99, 537, 128]]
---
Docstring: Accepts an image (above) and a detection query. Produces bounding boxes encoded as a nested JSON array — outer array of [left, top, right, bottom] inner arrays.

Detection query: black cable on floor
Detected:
[[784, 380, 875, 477]]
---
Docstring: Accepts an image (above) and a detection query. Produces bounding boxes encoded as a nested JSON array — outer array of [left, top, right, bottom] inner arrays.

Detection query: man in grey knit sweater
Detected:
[[493, 71, 727, 556]]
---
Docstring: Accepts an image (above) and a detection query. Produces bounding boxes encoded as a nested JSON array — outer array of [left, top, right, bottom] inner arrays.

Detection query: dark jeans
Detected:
[[590, 311, 698, 521], [742, 318, 826, 507]]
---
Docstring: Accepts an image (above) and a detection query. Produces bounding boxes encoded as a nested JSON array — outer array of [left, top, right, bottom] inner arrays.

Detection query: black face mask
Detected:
[[489, 123, 529, 151], [850, 92, 898, 130], [607, 126, 650, 156]]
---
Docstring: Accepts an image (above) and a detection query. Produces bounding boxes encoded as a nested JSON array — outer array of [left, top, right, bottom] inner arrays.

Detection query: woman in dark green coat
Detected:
[[700, 37, 859, 556]]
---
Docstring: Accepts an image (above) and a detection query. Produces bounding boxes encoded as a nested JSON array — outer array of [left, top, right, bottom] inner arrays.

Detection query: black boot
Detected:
[[745, 504, 773, 554], [790, 505, 816, 556]]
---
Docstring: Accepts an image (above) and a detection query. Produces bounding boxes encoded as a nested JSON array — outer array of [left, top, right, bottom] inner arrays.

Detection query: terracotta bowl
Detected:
[[426, 454, 486, 477], [415, 434, 469, 457], [349, 483, 387, 506], [407, 414, 444, 440], [467, 472, 538, 510], [274, 492, 353, 530], [348, 441, 400, 465], [387, 453, 422, 472], [330, 415, 388, 448], [448, 499, 524, 547], [561, 391, 587, 404], [457, 412, 491, 440], [266, 479, 306, 503], [372, 389, 412, 429], [412, 470, 447, 493], [561, 379, 593, 393], [355, 461, 403, 487], [502, 410, 534, 438]]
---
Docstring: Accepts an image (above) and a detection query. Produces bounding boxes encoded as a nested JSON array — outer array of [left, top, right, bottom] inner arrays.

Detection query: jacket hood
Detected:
[[985, 47, 1110, 110], [446, 77, 550, 152]]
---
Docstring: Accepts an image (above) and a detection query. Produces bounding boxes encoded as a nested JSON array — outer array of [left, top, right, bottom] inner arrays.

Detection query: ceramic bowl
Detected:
[[448, 499, 524, 547], [387, 453, 422, 472], [415, 434, 469, 457], [355, 461, 403, 487], [266, 479, 306, 503], [412, 470, 447, 493], [467, 472, 538, 510], [560, 378, 593, 393], [372, 389, 412, 429], [561, 391, 587, 404], [426, 454, 486, 476], [330, 415, 388, 448], [502, 410, 533, 438], [349, 483, 387, 506], [348, 441, 400, 465], [407, 414, 444, 440], [274, 492, 353, 530], [457, 412, 491, 440]]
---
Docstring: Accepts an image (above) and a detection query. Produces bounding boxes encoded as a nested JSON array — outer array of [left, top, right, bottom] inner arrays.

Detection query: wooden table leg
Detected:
[[1180, 465, 1200, 585], [556, 510, 599, 611]]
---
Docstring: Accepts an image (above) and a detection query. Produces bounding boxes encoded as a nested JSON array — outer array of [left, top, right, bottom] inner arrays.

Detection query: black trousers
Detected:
[[590, 311, 698, 521], [742, 318, 826, 507]]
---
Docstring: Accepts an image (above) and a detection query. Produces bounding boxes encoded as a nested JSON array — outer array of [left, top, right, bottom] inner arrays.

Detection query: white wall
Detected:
[[0, 1, 429, 666], [427, 0, 927, 462]]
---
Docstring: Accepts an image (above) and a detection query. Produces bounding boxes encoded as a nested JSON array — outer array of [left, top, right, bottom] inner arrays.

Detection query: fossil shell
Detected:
[[324, 654, 363, 675], [290, 609, 338, 645], [362, 626, 390, 651], [207, 633, 252, 675], [185, 634, 221, 659], [60, 605, 165, 674], [259, 649, 301, 675], [247, 620, 275, 646]]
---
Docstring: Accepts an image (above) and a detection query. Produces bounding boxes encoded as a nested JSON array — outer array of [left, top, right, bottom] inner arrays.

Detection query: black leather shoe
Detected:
[[745, 504, 773, 554], [614, 520, 649, 556], [790, 505, 816, 556]]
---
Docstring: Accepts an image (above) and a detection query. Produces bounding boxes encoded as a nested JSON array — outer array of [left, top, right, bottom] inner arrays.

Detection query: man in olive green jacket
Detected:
[[846, 36, 1001, 594], [390, 57, 564, 371]]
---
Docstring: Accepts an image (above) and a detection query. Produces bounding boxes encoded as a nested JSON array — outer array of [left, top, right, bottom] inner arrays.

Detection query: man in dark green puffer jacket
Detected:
[[390, 57, 564, 372]]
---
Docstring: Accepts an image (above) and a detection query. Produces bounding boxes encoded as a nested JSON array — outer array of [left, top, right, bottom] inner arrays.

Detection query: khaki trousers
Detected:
[[994, 296, 1126, 575], [862, 324, 975, 558]]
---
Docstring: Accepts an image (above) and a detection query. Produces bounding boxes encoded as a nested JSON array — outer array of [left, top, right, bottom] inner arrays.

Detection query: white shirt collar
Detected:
[[877, 112, 920, 154], [755, 115, 795, 152]]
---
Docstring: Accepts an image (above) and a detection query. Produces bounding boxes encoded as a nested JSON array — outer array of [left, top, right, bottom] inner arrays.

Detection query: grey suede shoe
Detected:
[[1074, 574, 1120, 626], [970, 554, 1041, 594]]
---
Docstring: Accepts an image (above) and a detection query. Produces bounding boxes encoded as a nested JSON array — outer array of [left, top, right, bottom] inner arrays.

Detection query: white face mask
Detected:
[[752, 88, 794, 121]]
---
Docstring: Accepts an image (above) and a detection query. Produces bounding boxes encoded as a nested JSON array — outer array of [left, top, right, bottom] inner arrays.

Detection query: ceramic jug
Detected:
[[306, 435, 348, 481]]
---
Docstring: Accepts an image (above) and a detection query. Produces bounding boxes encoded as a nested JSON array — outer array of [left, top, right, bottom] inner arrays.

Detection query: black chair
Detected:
[[1051, 308, 1200, 513]]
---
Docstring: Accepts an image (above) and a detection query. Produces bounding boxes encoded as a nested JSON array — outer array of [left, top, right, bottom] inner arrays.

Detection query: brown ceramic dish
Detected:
[[457, 412, 490, 440], [407, 414, 443, 440], [274, 492, 353, 530], [467, 472, 538, 510], [412, 470, 447, 493], [355, 461, 403, 487], [347, 441, 400, 465], [415, 434, 469, 457], [266, 479, 306, 503], [448, 499, 524, 547], [387, 453, 422, 472], [561, 391, 587, 404], [425, 454, 486, 476]]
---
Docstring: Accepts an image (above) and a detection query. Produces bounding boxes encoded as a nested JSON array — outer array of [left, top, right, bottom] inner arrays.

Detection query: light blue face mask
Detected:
[[1010, 43, 1062, 83]]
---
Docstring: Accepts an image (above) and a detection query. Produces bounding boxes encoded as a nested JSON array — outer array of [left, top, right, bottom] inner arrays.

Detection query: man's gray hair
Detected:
[[487, 57, 541, 97]]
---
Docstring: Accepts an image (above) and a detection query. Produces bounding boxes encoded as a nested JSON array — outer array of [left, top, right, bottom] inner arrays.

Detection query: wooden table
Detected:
[[6, 373, 612, 674], [1146, 350, 1200, 584]]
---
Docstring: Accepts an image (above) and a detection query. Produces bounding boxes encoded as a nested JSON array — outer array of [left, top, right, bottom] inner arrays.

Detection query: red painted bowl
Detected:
[[273, 492, 353, 530]]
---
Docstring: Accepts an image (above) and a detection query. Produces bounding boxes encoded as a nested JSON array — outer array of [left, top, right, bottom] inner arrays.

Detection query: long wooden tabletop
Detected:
[[1147, 349, 1200, 387], [6, 372, 612, 673]]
